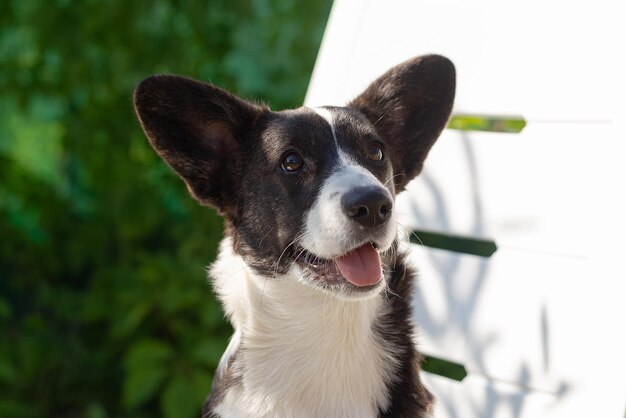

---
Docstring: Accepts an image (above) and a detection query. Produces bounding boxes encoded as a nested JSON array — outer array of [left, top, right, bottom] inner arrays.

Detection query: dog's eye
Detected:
[[367, 144, 384, 161], [281, 152, 304, 172]]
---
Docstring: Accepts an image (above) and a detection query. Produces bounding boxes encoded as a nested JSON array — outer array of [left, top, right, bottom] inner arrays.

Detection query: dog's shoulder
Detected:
[[203, 347, 242, 418], [375, 252, 435, 418]]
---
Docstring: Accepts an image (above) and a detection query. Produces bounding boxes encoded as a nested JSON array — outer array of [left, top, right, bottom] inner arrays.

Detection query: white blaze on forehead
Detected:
[[312, 107, 349, 165]]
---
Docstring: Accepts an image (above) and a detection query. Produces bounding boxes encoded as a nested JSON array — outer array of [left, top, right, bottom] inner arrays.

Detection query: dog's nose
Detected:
[[342, 186, 393, 228]]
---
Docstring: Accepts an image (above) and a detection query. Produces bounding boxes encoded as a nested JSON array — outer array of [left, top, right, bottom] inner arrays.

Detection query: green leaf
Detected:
[[447, 114, 526, 133], [0, 296, 10, 320], [112, 303, 151, 339], [123, 366, 168, 409], [84, 403, 108, 418], [190, 338, 228, 367], [411, 229, 497, 257], [1, 96, 67, 193], [0, 357, 16, 383], [161, 375, 198, 418], [422, 355, 468, 381], [0, 397, 39, 417], [123, 339, 174, 370], [190, 369, 213, 405]]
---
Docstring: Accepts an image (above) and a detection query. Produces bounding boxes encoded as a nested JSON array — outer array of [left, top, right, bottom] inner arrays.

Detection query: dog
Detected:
[[134, 54, 455, 418]]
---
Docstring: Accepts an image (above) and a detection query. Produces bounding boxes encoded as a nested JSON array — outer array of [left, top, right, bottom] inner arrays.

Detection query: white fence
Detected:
[[305, 0, 626, 416]]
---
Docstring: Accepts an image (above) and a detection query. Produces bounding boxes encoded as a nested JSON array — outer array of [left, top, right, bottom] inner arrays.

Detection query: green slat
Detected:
[[422, 354, 468, 382], [410, 229, 497, 257], [447, 114, 526, 133]]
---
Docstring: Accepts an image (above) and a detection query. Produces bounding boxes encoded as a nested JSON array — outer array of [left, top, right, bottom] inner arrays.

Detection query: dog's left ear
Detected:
[[349, 55, 455, 191]]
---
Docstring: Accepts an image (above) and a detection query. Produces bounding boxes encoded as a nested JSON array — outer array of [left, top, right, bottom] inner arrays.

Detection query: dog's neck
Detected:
[[210, 238, 398, 418]]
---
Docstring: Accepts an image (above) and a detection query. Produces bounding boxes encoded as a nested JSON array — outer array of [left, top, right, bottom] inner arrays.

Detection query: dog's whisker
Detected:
[[383, 173, 404, 188], [270, 228, 311, 288], [396, 221, 424, 248], [372, 109, 392, 128], [384, 282, 402, 299], [258, 227, 276, 248], [273, 230, 306, 273]]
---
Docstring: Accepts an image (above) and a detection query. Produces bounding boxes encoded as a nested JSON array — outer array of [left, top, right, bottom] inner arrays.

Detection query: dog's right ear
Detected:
[[349, 55, 455, 192], [134, 75, 266, 214]]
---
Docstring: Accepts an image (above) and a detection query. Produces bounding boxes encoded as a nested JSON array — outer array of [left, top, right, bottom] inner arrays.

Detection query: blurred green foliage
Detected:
[[0, 1, 332, 417]]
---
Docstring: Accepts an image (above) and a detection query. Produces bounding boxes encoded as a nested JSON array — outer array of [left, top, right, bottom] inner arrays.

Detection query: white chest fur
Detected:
[[211, 239, 397, 418]]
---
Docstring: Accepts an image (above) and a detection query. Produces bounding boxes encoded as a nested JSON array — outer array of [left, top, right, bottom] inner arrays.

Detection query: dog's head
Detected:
[[134, 55, 455, 299]]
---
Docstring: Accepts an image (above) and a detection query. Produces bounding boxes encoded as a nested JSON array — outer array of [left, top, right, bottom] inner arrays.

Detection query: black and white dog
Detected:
[[134, 54, 455, 418]]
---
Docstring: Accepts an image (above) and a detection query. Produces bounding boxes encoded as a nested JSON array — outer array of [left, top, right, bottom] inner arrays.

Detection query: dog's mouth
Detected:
[[292, 242, 384, 291]]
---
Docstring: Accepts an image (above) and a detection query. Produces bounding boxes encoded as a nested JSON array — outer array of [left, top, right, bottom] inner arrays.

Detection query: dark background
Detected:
[[0, 1, 333, 417]]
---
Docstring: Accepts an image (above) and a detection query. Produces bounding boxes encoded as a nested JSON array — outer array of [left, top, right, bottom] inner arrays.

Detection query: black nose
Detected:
[[341, 186, 393, 228]]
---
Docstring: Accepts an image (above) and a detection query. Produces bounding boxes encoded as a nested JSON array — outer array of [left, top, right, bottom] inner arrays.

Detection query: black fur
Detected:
[[230, 109, 347, 277], [203, 349, 241, 418], [133, 75, 266, 215], [350, 55, 456, 192], [376, 253, 435, 417]]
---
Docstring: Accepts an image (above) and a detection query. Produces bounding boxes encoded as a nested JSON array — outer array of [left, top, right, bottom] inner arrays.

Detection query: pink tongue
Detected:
[[335, 244, 382, 286]]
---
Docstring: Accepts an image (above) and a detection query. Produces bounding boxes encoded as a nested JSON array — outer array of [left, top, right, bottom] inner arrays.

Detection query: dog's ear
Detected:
[[134, 75, 266, 214], [349, 55, 455, 191]]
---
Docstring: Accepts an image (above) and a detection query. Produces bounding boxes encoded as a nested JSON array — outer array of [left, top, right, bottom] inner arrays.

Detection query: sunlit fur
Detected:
[[212, 238, 400, 418]]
